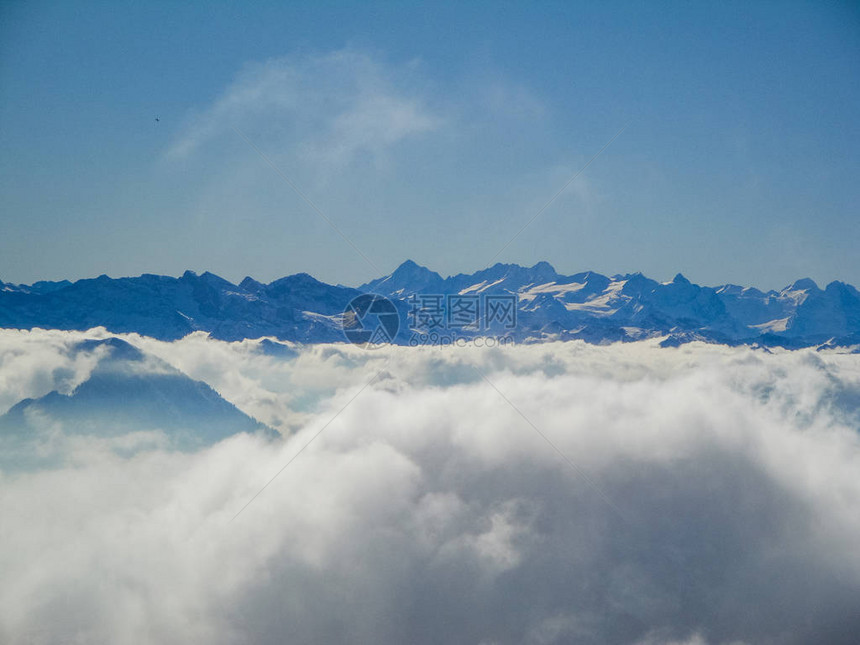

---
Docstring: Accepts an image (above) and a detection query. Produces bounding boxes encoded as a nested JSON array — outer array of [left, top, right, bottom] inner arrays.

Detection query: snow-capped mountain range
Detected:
[[2, 261, 859, 349]]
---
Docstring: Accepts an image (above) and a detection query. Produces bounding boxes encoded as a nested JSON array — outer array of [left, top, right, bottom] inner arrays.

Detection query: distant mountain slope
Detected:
[[2, 263, 860, 348], [0, 337, 271, 449], [0, 271, 359, 342]]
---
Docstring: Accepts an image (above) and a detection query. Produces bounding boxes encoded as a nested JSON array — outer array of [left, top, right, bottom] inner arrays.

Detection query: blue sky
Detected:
[[1, 0, 858, 290]]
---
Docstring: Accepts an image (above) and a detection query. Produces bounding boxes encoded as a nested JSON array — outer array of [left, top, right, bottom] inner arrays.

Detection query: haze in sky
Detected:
[[1, 1, 858, 290]]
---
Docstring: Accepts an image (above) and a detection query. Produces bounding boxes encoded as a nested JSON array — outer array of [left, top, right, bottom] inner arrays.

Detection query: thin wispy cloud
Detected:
[[168, 50, 442, 171]]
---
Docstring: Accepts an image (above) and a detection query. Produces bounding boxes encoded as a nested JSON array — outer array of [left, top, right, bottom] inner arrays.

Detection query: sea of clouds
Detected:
[[1, 328, 859, 644]]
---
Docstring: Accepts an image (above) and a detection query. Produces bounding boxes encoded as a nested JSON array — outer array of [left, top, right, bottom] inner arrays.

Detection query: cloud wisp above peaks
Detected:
[[168, 50, 442, 170]]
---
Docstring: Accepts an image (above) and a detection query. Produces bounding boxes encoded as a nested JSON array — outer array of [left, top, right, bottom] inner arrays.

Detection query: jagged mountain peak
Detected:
[[181, 270, 235, 289], [239, 276, 264, 292], [390, 259, 443, 280], [360, 260, 444, 295], [396, 258, 429, 272], [786, 277, 819, 292], [268, 272, 336, 291], [454, 261, 559, 287], [824, 280, 858, 295]]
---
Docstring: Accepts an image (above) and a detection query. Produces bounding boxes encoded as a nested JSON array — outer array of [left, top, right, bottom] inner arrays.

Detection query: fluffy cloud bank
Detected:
[[1, 329, 860, 644]]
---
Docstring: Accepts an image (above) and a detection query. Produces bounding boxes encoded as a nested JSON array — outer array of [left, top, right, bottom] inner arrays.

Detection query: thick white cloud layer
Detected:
[[1, 329, 860, 644]]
